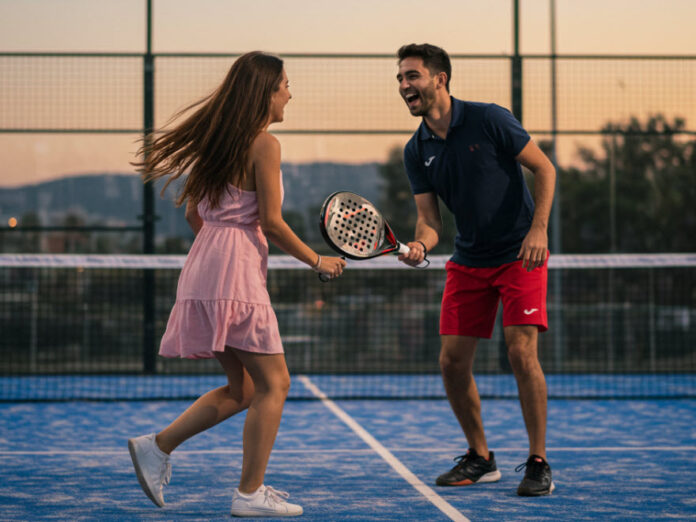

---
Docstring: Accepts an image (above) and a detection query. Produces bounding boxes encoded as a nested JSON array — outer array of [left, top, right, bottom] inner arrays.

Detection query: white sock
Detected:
[[152, 436, 169, 458], [236, 485, 264, 499]]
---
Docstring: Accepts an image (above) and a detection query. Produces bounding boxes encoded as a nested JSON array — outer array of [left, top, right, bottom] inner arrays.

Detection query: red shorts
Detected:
[[440, 256, 548, 338]]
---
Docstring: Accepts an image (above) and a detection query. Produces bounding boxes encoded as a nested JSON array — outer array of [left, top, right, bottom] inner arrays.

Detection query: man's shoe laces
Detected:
[[515, 459, 546, 481]]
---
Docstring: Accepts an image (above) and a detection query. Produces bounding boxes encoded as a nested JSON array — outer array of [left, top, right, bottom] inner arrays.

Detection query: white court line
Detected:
[[1, 446, 695, 456], [491, 446, 696, 452], [398, 446, 696, 453], [297, 375, 470, 522], [0, 449, 377, 456]]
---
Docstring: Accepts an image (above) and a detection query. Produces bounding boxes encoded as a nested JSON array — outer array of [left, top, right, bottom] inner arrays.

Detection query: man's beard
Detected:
[[410, 87, 436, 117]]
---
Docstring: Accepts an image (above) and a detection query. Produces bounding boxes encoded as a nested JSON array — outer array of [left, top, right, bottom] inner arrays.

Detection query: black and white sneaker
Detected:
[[516, 455, 555, 496], [435, 448, 501, 486]]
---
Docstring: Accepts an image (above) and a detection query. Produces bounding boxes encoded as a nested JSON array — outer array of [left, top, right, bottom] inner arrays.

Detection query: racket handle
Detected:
[[318, 256, 347, 283], [398, 242, 429, 268]]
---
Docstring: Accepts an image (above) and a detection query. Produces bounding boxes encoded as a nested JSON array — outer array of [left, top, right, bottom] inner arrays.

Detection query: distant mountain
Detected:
[[280, 162, 383, 240], [0, 163, 383, 242]]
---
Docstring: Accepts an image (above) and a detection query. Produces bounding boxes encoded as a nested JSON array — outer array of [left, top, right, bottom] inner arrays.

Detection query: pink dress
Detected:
[[159, 178, 284, 359]]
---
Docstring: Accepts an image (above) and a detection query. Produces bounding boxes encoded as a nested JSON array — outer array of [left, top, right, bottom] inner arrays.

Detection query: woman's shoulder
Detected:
[[250, 131, 280, 157]]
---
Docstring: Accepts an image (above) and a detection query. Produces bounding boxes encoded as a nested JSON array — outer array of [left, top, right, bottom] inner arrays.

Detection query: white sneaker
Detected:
[[230, 485, 303, 517], [127, 433, 171, 507]]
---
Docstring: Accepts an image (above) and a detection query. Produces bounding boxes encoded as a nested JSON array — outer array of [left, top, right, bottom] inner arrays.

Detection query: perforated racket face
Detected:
[[321, 192, 386, 259]]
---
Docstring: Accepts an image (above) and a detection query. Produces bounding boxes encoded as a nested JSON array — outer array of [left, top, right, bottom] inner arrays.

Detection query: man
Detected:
[[395, 43, 556, 496]]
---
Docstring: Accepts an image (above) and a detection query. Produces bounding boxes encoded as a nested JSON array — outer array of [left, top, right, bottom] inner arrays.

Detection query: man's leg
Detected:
[[436, 261, 502, 486], [439, 334, 490, 457], [505, 325, 554, 495], [504, 325, 547, 459], [436, 334, 501, 486]]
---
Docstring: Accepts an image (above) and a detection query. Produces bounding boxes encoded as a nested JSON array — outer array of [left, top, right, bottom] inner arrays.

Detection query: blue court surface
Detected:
[[1, 377, 695, 521]]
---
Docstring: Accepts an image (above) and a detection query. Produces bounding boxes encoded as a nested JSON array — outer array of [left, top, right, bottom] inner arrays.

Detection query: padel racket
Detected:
[[318, 191, 428, 280]]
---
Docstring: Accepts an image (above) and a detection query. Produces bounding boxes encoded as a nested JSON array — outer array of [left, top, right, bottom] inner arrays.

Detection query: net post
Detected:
[[511, 0, 522, 123], [142, 0, 157, 375], [549, 0, 564, 370]]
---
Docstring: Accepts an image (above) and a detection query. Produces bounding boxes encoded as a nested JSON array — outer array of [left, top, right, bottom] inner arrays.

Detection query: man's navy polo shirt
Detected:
[[404, 97, 535, 267]]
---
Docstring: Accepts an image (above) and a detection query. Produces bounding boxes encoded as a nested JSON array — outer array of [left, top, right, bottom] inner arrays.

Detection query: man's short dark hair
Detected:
[[397, 43, 452, 92]]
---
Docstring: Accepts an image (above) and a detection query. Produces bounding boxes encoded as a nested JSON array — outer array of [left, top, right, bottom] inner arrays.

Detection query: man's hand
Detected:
[[517, 226, 548, 271], [398, 241, 427, 267]]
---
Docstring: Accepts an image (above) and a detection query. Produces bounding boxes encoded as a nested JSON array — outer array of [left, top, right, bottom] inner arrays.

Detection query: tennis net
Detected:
[[1, 253, 694, 400]]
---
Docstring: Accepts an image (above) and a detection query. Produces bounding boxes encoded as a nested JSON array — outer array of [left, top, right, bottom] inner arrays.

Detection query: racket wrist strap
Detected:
[[416, 240, 428, 255], [312, 254, 322, 271]]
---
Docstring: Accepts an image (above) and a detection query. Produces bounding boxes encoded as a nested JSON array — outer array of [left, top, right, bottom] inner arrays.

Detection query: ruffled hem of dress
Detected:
[[158, 299, 283, 359]]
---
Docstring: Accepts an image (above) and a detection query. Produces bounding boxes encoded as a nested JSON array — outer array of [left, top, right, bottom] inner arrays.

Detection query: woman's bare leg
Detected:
[[155, 349, 254, 454], [231, 349, 291, 494]]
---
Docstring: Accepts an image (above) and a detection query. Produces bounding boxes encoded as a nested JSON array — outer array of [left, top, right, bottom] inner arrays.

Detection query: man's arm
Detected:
[[399, 192, 442, 266], [515, 140, 556, 271]]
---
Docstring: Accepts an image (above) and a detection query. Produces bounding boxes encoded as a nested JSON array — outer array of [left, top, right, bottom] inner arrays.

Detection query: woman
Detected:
[[128, 51, 345, 517]]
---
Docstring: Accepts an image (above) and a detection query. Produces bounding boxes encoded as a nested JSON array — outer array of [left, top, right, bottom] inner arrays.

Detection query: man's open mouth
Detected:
[[405, 92, 420, 106]]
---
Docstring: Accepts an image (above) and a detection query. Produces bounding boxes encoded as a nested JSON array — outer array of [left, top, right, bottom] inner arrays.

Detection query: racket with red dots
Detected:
[[318, 192, 427, 281]]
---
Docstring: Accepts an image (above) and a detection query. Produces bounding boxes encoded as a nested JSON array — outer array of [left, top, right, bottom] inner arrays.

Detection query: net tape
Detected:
[[1, 253, 695, 270]]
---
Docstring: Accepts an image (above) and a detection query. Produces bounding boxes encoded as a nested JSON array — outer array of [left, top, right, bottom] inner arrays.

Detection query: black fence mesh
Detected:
[[1, 254, 694, 400]]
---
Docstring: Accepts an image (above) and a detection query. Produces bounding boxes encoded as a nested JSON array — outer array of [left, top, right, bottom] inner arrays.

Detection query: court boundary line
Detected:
[[297, 375, 470, 522], [2, 446, 695, 456]]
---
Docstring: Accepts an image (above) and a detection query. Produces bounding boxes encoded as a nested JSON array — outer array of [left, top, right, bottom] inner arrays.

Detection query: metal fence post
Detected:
[[511, 0, 522, 123], [142, 0, 156, 374]]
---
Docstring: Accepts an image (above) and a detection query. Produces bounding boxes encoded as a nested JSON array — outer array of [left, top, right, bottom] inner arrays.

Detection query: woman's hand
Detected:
[[315, 256, 346, 279]]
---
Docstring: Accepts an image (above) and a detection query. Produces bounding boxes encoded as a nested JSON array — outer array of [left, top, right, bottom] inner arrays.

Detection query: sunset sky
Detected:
[[1, 0, 695, 187]]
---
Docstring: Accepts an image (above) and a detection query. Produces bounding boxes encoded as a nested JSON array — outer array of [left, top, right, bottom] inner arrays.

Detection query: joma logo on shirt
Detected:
[[424, 155, 436, 166]]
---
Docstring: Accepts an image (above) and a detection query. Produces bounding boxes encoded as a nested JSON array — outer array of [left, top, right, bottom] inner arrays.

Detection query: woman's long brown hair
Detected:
[[133, 51, 284, 208]]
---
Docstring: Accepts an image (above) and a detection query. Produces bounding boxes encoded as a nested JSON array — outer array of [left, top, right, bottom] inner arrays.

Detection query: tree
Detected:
[[558, 115, 696, 253], [380, 116, 695, 256], [20, 212, 42, 252], [378, 146, 456, 254], [158, 236, 190, 254], [62, 212, 89, 253]]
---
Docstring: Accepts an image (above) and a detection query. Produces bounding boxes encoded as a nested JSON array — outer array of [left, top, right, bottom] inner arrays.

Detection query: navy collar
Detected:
[[417, 96, 466, 141]]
